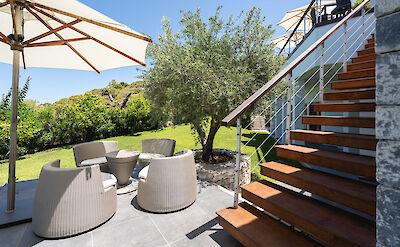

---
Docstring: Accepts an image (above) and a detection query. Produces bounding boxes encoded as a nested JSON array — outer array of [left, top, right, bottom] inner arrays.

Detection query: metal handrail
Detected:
[[279, 0, 315, 55], [221, 0, 370, 126]]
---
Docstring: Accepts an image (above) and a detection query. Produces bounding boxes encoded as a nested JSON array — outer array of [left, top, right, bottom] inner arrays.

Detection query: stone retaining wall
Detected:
[[190, 149, 251, 190]]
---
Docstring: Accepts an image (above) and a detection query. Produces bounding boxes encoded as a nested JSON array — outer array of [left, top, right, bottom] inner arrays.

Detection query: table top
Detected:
[[80, 157, 107, 166], [106, 150, 140, 159]]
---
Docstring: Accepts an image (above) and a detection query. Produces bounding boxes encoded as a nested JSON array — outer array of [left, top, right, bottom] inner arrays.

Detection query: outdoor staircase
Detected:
[[217, 35, 377, 246]]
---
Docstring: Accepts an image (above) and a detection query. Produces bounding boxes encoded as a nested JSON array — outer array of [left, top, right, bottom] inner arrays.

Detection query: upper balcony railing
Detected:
[[222, 0, 371, 126]]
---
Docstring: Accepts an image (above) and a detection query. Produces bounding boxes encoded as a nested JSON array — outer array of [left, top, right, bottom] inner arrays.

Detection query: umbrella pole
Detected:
[[7, 50, 20, 213], [7, 4, 23, 213]]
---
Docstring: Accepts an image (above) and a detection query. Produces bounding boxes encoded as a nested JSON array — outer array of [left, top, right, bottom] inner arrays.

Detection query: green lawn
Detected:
[[0, 124, 276, 183]]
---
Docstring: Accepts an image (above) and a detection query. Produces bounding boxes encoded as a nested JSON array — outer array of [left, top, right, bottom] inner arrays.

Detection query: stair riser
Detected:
[[242, 188, 359, 247], [260, 166, 376, 216], [302, 116, 375, 128], [218, 218, 259, 247], [352, 54, 377, 63], [275, 148, 376, 178], [367, 38, 374, 44], [357, 48, 375, 56], [312, 103, 376, 112], [347, 61, 376, 71], [289, 131, 377, 150], [323, 89, 375, 100], [331, 78, 375, 90], [338, 69, 375, 80]]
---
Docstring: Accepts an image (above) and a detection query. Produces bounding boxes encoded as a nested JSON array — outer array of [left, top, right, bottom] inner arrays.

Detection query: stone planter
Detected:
[[190, 149, 251, 190]]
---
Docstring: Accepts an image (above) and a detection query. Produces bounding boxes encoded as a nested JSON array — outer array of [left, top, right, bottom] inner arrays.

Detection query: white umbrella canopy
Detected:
[[0, 0, 151, 213], [272, 31, 305, 49], [278, 1, 336, 31], [0, 0, 151, 71]]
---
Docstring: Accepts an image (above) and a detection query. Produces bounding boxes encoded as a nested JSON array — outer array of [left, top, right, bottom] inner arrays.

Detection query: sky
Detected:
[[0, 0, 338, 104]]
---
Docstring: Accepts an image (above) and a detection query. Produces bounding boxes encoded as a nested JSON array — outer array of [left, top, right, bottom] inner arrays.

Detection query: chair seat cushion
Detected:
[[80, 157, 107, 166], [101, 172, 117, 189], [139, 166, 149, 180]]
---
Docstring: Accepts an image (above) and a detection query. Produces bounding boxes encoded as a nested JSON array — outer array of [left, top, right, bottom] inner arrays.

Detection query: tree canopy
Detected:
[[142, 7, 284, 161]]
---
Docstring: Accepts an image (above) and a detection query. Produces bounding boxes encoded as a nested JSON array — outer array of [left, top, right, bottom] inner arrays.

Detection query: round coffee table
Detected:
[[106, 150, 140, 186], [138, 153, 165, 170]]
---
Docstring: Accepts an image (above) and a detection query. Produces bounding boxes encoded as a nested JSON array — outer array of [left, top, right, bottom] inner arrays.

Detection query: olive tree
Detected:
[[142, 7, 284, 162]]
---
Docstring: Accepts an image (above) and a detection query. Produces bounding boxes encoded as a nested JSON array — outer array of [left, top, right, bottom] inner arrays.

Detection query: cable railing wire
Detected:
[[245, 21, 376, 171]]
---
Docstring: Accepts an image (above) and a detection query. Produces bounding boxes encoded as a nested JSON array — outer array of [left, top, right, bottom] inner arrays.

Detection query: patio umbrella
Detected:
[[0, 0, 152, 212], [278, 0, 336, 31], [272, 31, 305, 49]]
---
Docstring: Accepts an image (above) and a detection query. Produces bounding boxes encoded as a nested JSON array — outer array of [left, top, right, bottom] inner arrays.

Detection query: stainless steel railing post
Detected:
[[233, 118, 241, 209]]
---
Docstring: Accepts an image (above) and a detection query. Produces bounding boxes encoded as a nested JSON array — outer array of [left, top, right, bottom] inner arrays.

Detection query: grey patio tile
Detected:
[[17, 223, 92, 247], [100, 193, 147, 229], [92, 215, 167, 247], [16, 224, 44, 247], [195, 187, 235, 214], [170, 217, 243, 247], [148, 202, 215, 243], [0, 223, 28, 247]]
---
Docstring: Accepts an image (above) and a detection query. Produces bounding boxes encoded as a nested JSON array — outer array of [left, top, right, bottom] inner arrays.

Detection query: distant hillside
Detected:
[[52, 80, 144, 107]]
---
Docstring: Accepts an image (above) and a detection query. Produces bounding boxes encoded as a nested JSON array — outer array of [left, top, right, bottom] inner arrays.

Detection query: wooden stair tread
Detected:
[[217, 202, 321, 247], [241, 181, 376, 247], [365, 43, 374, 49], [358, 47, 375, 56], [331, 77, 375, 89], [338, 68, 375, 80], [351, 53, 377, 63], [302, 115, 375, 128], [323, 89, 375, 100], [347, 60, 376, 71], [312, 102, 375, 112], [290, 129, 377, 150], [260, 161, 376, 215], [275, 144, 376, 178]]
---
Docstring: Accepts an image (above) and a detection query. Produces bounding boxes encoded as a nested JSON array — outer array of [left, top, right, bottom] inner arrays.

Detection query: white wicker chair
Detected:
[[142, 138, 176, 157], [137, 149, 197, 213], [32, 160, 117, 238], [73, 141, 118, 173]]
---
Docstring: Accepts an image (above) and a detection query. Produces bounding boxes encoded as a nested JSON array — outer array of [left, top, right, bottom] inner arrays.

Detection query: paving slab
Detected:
[[0, 180, 37, 228]]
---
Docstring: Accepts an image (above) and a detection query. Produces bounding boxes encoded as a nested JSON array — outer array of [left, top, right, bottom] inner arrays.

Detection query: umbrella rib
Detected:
[[24, 5, 100, 73], [0, 1, 9, 8], [23, 19, 82, 45], [30, 5, 146, 66], [22, 49, 26, 69], [0, 31, 11, 42], [26, 37, 90, 47], [30, 2, 152, 43]]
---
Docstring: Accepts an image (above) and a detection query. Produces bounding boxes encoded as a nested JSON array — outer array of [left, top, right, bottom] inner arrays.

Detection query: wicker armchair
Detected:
[[142, 138, 176, 157], [137, 149, 197, 213], [32, 160, 117, 238], [73, 141, 118, 173]]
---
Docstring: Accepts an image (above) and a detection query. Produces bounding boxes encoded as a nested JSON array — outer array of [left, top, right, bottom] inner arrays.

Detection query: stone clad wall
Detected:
[[375, 1, 400, 246]]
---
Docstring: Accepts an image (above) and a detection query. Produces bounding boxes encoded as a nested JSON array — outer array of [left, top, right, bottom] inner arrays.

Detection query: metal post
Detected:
[[343, 21, 348, 72], [361, 7, 365, 44], [315, 0, 319, 24], [319, 42, 324, 103], [7, 5, 23, 213], [233, 118, 241, 209], [286, 71, 292, 144]]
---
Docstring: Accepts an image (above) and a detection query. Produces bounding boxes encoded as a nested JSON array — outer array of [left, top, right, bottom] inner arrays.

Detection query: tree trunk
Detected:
[[120, 92, 132, 109], [201, 119, 220, 162]]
